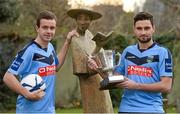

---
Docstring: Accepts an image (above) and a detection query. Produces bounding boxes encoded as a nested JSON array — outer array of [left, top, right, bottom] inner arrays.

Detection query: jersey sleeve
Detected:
[[7, 48, 32, 78], [159, 48, 173, 77], [114, 50, 126, 75], [52, 50, 59, 66]]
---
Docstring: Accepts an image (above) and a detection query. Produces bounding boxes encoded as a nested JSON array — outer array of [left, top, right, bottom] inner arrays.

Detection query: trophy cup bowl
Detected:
[[96, 50, 125, 90]]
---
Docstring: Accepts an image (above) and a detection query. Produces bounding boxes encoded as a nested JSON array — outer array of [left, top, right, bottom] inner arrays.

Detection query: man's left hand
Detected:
[[116, 77, 138, 89], [66, 29, 79, 43]]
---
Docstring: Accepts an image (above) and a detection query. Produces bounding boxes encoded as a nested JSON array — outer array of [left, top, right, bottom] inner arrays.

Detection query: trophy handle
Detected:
[[113, 52, 121, 68]]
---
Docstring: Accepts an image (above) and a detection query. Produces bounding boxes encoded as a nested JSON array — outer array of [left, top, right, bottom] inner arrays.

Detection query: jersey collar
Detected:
[[32, 40, 48, 51], [137, 42, 157, 52]]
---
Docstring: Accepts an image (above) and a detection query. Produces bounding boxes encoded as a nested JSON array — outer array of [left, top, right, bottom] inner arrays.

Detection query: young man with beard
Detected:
[[88, 11, 173, 113], [3, 10, 77, 113]]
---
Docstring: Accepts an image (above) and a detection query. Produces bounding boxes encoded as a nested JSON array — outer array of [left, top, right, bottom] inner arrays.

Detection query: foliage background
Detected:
[[0, 0, 179, 112]]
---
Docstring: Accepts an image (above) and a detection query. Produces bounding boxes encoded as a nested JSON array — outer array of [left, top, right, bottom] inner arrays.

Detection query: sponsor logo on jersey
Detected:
[[38, 65, 56, 76], [10, 57, 23, 71], [165, 58, 172, 72], [128, 65, 153, 77]]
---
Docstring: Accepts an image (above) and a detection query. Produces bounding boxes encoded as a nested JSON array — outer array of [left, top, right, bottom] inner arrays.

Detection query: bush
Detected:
[[0, 33, 29, 111]]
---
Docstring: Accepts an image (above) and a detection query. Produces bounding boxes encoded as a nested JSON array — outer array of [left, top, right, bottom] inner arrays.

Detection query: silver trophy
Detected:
[[96, 50, 124, 90]]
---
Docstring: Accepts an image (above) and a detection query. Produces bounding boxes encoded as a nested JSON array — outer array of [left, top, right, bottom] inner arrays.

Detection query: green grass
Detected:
[[56, 108, 83, 113], [165, 105, 177, 113], [2, 106, 176, 113], [56, 106, 176, 113], [56, 107, 123, 113]]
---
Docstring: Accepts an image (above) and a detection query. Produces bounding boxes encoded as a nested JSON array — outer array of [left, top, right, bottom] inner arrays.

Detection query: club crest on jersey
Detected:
[[38, 65, 56, 76], [128, 65, 153, 77], [147, 55, 154, 63]]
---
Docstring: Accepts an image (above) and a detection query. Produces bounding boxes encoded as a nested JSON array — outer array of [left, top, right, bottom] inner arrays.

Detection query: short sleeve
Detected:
[[8, 48, 32, 78], [159, 48, 173, 77]]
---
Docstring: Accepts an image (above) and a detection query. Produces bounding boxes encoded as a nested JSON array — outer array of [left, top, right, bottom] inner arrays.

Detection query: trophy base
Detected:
[[99, 75, 124, 90]]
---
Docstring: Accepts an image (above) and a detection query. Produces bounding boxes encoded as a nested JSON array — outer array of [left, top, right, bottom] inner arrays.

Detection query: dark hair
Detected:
[[36, 10, 57, 27], [134, 12, 154, 26]]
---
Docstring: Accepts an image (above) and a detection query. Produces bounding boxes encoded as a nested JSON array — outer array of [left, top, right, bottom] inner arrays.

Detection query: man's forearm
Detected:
[[136, 77, 172, 93], [3, 72, 28, 96], [56, 39, 71, 71], [136, 83, 171, 93]]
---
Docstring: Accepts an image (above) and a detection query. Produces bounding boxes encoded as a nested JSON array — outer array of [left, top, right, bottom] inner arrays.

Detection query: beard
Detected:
[[77, 26, 89, 35], [80, 25, 88, 31], [137, 36, 152, 43]]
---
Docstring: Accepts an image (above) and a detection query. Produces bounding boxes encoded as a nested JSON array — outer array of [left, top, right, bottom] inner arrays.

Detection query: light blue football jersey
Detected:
[[8, 41, 59, 113], [115, 42, 173, 113]]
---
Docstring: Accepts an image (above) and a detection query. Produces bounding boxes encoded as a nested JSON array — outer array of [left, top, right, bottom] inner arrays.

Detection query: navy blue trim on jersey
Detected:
[[10, 42, 34, 71], [33, 41, 47, 51], [156, 43, 173, 73], [10, 57, 23, 71], [166, 48, 172, 60], [125, 52, 159, 65], [166, 50, 172, 72], [165, 48, 172, 73], [33, 53, 54, 65], [18, 42, 34, 58], [165, 58, 172, 72], [33, 41, 42, 48], [52, 50, 59, 65], [138, 42, 157, 52]]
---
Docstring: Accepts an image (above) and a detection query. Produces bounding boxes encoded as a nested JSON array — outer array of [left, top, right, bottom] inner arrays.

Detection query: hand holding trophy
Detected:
[[95, 50, 124, 90], [89, 31, 124, 90]]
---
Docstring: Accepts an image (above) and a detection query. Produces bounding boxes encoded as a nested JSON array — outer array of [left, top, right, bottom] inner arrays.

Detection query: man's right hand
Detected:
[[23, 88, 45, 101], [3, 72, 45, 101], [87, 56, 99, 71]]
